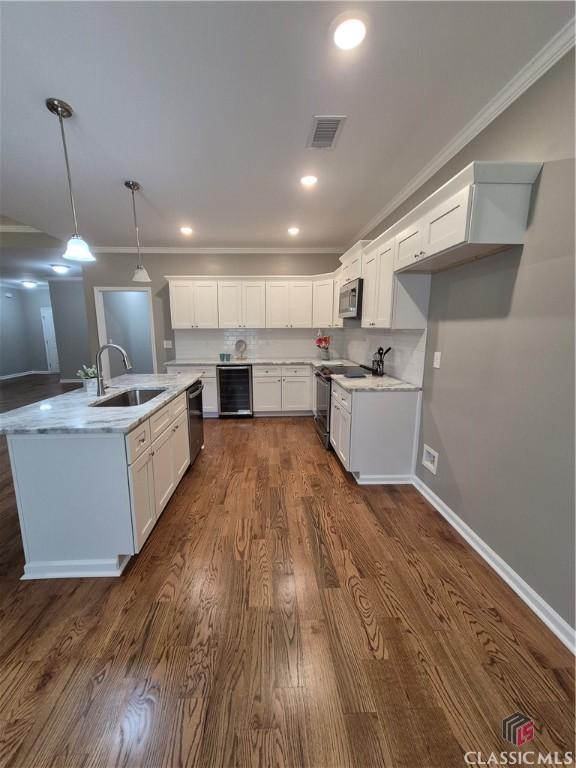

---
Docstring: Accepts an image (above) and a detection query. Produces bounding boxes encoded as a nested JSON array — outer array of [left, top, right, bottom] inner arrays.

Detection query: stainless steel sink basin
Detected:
[[91, 388, 166, 407]]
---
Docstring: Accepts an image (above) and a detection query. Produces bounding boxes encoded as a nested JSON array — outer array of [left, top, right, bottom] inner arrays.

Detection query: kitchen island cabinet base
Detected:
[[21, 554, 132, 580]]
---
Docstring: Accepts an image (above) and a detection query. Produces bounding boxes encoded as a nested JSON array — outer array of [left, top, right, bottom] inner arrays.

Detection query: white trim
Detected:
[[0, 370, 51, 381], [59, 378, 80, 384], [353, 473, 414, 485], [94, 246, 345, 255], [353, 19, 576, 242], [412, 475, 576, 654], [21, 555, 131, 580], [164, 271, 338, 281], [0, 224, 42, 234], [94, 286, 158, 380]]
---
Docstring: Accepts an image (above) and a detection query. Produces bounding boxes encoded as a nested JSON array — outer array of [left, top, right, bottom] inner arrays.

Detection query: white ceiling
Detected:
[[1, 2, 573, 250]]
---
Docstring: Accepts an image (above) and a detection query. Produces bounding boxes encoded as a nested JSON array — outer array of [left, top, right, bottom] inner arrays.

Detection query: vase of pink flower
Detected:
[[316, 333, 331, 360]]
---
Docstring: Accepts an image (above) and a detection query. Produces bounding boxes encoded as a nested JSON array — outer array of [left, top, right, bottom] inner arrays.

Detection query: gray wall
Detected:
[[82, 252, 341, 370], [0, 287, 50, 376], [102, 290, 154, 377], [369, 52, 575, 626], [48, 280, 92, 380]]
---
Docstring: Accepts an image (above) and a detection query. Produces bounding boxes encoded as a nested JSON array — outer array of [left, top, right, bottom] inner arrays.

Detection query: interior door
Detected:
[[242, 282, 266, 328], [288, 282, 313, 327], [40, 307, 59, 372], [218, 282, 243, 328], [193, 282, 219, 328]]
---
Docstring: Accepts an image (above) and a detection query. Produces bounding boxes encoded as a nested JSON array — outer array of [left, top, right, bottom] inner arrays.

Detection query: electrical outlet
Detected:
[[433, 351, 441, 369], [163, 339, 173, 350], [422, 444, 439, 475]]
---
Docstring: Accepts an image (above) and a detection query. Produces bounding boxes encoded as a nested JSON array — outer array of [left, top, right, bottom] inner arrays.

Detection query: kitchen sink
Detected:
[[90, 388, 167, 407]]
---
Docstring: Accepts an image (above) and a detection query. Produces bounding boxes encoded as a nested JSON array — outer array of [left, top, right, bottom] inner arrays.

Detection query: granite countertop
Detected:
[[0, 372, 200, 436], [165, 357, 356, 368], [331, 373, 421, 392]]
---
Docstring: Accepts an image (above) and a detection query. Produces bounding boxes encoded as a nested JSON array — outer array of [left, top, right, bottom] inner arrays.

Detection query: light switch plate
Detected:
[[163, 340, 173, 349], [433, 351, 441, 369]]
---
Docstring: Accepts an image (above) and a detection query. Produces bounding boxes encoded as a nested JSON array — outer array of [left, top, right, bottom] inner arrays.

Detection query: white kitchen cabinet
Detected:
[[218, 281, 266, 328], [265, 282, 312, 328], [282, 376, 311, 411], [169, 280, 218, 329], [171, 409, 190, 481], [395, 222, 423, 271], [166, 366, 217, 415], [253, 376, 282, 411], [360, 251, 379, 328], [128, 449, 156, 551], [152, 423, 176, 515], [421, 186, 470, 259], [313, 279, 334, 328]]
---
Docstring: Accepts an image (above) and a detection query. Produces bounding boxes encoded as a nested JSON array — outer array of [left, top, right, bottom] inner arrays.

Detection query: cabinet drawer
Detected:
[[281, 365, 310, 377], [332, 381, 352, 413], [150, 403, 173, 441], [170, 392, 187, 420], [172, 366, 216, 379], [126, 420, 151, 464], [253, 365, 282, 378]]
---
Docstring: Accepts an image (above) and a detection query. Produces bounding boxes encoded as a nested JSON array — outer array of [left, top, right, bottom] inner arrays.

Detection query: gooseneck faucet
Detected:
[[95, 343, 133, 396]]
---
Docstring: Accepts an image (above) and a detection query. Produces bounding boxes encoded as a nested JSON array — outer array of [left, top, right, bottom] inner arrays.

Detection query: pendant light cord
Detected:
[[130, 188, 142, 267], [57, 110, 79, 237]]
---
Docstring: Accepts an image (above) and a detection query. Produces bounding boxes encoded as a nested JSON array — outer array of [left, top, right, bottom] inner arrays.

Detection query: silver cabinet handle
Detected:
[[150, 450, 155, 457], [138, 437, 146, 444], [419, 250, 426, 256], [277, 379, 281, 382]]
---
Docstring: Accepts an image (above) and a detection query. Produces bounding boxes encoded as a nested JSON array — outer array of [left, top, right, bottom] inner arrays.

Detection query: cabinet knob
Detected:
[[419, 250, 426, 256], [150, 450, 155, 457]]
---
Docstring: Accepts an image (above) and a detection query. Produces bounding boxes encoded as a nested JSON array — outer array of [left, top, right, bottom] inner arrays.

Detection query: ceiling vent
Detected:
[[306, 115, 346, 149]]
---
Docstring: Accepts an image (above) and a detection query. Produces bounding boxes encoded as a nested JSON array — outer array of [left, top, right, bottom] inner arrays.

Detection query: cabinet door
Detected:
[[338, 407, 351, 470], [169, 282, 195, 329], [253, 377, 282, 411], [282, 376, 311, 411], [128, 450, 156, 552], [242, 282, 266, 328], [218, 282, 243, 328], [152, 427, 175, 516], [395, 222, 423, 271], [332, 278, 344, 328], [330, 397, 340, 453], [266, 282, 290, 327], [422, 186, 470, 258], [288, 282, 313, 327], [193, 281, 219, 328], [375, 239, 394, 328], [312, 280, 334, 328], [361, 252, 378, 327], [171, 410, 190, 481], [201, 378, 218, 413]]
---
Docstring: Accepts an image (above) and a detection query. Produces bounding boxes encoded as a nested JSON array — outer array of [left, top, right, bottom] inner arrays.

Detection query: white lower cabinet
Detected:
[[172, 409, 191, 480], [252, 365, 312, 413], [152, 423, 176, 515], [282, 376, 311, 411], [128, 450, 156, 551], [169, 366, 217, 415], [253, 376, 282, 411]]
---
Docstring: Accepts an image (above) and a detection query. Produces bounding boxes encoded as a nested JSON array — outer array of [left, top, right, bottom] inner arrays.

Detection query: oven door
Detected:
[[313, 372, 331, 448]]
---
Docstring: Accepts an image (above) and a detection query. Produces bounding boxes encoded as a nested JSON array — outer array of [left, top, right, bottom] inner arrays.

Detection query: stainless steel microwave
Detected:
[[339, 278, 363, 319]]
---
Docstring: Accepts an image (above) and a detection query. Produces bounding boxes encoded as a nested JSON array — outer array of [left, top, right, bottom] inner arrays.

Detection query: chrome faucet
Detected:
[[95, 343, 133, 396]]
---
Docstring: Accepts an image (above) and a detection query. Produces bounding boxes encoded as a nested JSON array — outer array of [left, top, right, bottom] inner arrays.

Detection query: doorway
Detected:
[[40, 307, 60, 373], [94, 287, 157, 380]]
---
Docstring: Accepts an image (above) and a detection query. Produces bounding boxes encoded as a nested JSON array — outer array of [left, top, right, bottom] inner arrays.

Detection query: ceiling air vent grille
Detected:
[[307, 115, 346, 149]]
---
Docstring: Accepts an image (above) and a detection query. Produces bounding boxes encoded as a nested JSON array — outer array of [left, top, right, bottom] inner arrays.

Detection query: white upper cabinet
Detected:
[[340, 240, 370, 284], [218, 281, 266, 328], [266, 281, 312, 328], [375, 240, 395, 327], [361, 251, 379, 328], [391, 161, 541, 273], [169, 280, 218, 329], [312, 279, 334, 328]]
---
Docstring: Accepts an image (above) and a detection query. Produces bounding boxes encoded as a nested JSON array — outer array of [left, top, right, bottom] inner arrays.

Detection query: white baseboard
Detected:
[[412, 476, 575, 654], [354, 473, 414, 485], [59, 378, 80, 384], [21, 554, 131, 580], [0, 370, 52, 381]]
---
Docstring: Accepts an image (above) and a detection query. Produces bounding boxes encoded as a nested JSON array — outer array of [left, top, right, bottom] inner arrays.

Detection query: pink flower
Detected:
[[315, 335, 331, 349]]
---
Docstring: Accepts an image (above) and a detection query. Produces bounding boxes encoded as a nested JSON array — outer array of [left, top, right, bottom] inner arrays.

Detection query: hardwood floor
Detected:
[[0, 377, 573, 767]]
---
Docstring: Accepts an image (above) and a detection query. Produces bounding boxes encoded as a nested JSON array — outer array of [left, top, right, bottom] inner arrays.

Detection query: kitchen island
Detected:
[[0, 372, 199, 579]]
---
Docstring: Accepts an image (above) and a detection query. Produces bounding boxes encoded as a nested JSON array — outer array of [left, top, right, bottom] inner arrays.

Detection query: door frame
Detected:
[[40, 306, 60, 373], [94, 286, 158, 380]]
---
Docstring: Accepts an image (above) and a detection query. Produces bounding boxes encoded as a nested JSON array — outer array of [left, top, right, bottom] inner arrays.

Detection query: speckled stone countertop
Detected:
[[331, 374, 421, 392], [0, 373, 200, 436], [165, 357, 356, 368]]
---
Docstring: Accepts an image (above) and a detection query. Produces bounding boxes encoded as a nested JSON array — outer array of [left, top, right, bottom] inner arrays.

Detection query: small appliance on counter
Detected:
[[371, 347, 392, 377]]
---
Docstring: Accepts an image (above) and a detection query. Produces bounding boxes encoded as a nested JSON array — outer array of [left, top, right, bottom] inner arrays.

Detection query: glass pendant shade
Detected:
[[132, 264, 151, 283], [63, 235, 96, 262]]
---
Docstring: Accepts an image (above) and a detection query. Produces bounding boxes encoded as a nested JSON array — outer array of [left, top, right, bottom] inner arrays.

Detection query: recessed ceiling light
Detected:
[[51, 264, 70, 274], [21, 280, 37, 288], [288, 226, 300, 236], [334, 18, 366, 50], [180, 226, 193, 236], [300, 175, 318, 188]]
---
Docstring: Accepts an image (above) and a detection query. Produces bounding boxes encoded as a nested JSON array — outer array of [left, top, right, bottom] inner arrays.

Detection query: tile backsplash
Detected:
[[174, 327, 427, 385]]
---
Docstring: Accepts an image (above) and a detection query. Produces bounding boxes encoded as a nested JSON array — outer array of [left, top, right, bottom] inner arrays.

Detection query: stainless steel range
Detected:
[[314, 364, 368, 448]]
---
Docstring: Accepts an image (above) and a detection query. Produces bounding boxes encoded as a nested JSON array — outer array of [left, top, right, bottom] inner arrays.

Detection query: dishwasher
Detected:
[[217, 365, 253, 416]]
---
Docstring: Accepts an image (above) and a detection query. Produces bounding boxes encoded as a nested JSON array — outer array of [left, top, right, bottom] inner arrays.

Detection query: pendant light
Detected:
[[124, 181, 151, 283], [45, 98, 95, 262]]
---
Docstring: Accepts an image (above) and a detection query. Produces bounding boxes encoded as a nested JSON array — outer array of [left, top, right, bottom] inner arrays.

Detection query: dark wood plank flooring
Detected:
[[0, 375, 573, 767]]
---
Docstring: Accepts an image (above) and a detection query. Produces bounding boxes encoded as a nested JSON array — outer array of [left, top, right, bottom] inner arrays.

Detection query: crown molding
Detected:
[[353, 18, 575, 243], [0, 224, 42, 234], [93, 246, 345, 255]]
